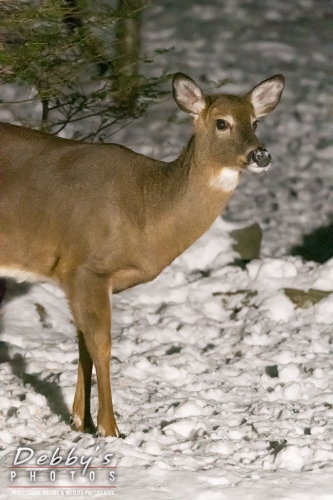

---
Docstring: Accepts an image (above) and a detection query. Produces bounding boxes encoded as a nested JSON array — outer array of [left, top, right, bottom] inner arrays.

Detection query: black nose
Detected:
[[247, 148, 272, 168]]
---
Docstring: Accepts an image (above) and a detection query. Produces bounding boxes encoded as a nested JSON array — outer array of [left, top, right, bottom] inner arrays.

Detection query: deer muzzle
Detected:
[[246, 147, 272, 172]]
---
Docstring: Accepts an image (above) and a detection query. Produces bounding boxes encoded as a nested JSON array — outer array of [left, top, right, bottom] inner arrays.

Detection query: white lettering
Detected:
[[103, 453, 113, 465], [80, 455, 92, 476], [65, 448, 78, 466], [36, 454, 47, 465], [14, 447, 34, 466], [50, 447, 62, 466]]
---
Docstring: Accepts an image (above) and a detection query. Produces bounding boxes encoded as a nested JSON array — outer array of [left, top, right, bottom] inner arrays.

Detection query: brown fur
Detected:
[[0, 73, 284, 436]]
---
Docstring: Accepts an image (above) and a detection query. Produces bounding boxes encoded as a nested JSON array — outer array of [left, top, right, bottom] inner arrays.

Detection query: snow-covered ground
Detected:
[[1, 0, 333, 499]]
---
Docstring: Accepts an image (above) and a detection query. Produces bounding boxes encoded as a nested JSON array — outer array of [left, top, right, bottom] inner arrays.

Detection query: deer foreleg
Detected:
[[63, 268, 120, 437]]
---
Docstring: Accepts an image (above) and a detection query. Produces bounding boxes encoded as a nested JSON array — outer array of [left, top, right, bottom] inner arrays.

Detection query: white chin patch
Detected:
[[246, 162, 271, 173]]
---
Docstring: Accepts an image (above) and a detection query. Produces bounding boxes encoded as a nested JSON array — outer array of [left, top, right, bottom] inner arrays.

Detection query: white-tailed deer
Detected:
[[0, 72, 284, 437]]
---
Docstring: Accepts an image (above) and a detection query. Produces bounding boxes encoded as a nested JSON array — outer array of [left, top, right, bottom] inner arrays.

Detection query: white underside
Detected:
[[0, 266, 52, 283], [210, 167, 240, 192]]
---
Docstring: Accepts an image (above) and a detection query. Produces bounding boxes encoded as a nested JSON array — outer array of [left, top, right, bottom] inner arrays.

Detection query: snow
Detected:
[[315, 295, 333, 324], [1, 0, 333, 499], [274, 445, 305, 472]]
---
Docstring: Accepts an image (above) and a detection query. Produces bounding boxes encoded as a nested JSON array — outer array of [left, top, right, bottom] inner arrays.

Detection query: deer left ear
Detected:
[[246, 74, 285, 118]]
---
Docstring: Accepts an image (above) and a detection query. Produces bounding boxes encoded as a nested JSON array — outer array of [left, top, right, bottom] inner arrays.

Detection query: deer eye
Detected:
[[216, 119, 229, 130], [253, 120, 258, 130]]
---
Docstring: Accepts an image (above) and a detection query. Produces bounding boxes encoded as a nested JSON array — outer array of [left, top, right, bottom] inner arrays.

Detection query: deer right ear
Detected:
[[173, 73, 206, 117]]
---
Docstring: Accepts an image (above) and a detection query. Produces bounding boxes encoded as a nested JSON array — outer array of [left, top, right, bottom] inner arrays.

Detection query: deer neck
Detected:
[[144, 136, 239, 265]]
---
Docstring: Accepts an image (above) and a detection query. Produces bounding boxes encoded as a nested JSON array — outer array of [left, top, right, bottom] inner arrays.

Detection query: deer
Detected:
[[0, 72, 284, 437]]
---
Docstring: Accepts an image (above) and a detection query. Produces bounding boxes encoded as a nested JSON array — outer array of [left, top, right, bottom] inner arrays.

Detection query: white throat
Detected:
[[210, 167, 240, 192]]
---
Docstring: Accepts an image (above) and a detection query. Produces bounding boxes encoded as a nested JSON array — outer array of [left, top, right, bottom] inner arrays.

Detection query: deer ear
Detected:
[[173, 73, 206, 116], [246, 74, 285, 118]]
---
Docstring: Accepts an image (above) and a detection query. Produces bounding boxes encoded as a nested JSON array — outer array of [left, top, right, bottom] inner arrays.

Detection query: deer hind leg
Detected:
[[62, 268, 120, 437]]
